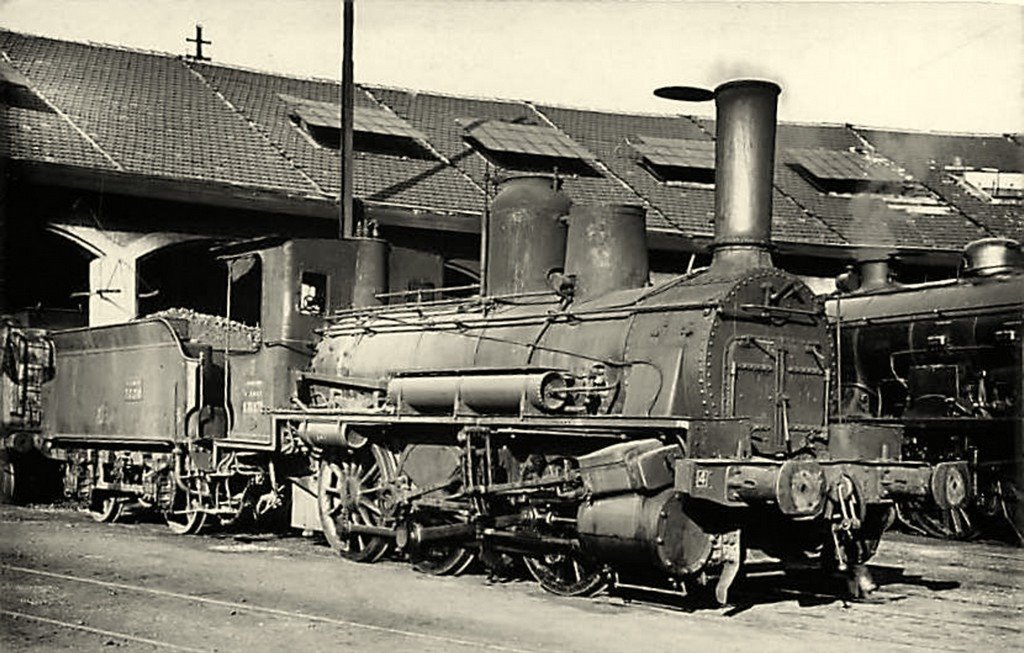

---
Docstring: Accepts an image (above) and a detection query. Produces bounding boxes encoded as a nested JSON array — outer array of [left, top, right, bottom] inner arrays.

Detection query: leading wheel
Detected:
[[523, 552, 607, 597], [409, 518, 476, 576], [318, 444, 395, 563], [412, 545, 476, 576]]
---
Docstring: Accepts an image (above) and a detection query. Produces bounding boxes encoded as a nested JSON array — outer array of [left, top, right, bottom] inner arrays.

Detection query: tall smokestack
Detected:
[[712, 80, 780, 271], [654, 79, 781, 273]]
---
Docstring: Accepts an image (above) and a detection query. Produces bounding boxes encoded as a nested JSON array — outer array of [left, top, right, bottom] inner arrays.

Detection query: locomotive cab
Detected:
[[215, 238, 383, 447]]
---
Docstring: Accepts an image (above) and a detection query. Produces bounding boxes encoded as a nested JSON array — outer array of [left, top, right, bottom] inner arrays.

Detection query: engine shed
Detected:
[[1, 30, 1021, 329]]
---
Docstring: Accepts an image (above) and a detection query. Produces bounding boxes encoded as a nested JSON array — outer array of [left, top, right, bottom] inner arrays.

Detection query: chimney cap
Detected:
[[654, 86, 714, 102], [654, 79, 782, 103]]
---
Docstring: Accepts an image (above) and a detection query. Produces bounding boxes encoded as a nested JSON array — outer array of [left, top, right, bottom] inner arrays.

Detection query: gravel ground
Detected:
[[1, 504, 1020, 652]]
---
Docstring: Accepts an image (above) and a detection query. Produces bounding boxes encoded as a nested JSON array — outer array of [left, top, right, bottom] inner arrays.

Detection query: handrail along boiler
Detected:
[[278, 80, 969, 601]]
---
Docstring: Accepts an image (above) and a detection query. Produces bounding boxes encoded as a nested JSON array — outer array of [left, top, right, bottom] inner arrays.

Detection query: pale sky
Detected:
[[0, 0, 1020, 133]]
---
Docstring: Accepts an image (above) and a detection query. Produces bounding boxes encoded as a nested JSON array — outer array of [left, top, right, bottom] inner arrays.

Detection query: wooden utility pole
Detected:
[[340, 0, 356, 239]]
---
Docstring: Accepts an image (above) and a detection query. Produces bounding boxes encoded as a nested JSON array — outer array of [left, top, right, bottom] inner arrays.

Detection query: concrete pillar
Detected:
[[48, 225, 208, 327], [0, 155, 7, 313], [88, 254, 137, 326]]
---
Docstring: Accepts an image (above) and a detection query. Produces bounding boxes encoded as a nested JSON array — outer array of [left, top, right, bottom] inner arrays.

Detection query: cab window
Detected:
[[300, 272, 328, 316]]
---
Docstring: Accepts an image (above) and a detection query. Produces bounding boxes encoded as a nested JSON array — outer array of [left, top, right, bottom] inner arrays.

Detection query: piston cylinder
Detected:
[[486, 176, 571, 296], [576, 489, 712, 575], [564, 204, 649, 301]]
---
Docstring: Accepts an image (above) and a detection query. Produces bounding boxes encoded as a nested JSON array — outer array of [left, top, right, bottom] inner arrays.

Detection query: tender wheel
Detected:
[[88, 491, 124, 523], [523, 552, 607, 597], [318, 445, 395, 562]]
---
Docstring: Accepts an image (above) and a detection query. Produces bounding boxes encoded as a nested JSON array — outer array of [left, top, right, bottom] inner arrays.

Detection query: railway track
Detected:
[[2, 505, 1020, 652]]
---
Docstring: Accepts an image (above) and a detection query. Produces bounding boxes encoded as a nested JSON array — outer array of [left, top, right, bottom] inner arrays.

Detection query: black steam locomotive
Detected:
[[273, 80, 968, 602], [26, 79, 972, 606], [38, 237, 407, 531], [829, 241, 1023, 543], [1, 319, 56, 503]]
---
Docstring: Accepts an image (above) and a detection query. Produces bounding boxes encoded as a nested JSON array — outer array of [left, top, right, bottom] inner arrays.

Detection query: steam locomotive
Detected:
[[25, 79, 973, 605], [0, 319, 56, 503], [37, 237, 413, 530], [270, 80, 969, 603], [829, 241, 1023, 543]]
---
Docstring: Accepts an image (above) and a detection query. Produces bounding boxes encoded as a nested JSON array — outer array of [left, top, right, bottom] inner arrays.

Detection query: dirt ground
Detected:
[[1, 504, 1020, 652]]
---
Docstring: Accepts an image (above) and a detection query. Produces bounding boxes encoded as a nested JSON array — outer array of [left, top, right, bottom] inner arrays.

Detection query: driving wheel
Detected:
[[318, 444, 396, 563]]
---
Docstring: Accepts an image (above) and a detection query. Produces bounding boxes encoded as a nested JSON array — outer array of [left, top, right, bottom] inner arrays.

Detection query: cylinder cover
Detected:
[[576, 489, 712, 576]]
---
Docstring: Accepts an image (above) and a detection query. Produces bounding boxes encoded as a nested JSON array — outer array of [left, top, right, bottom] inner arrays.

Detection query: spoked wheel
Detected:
[[318, 444, 396, 562], [900, 499, 981, 540], [409, 519, 476, 576], [88, 491, 125, 523], [523, 552, 608, 597]]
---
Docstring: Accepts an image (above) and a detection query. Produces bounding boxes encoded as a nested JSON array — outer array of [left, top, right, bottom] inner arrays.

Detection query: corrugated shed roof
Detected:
[[700, 119, 994, 249], [854, 128, 1023, 240], [188, 65, 483, 215], [464, 120, 593, 160], [0, 104, 118, 170], [633, 137, 715, 170], [367, 87, 636, 212], [787, 148, 904, 183], [278, 93, 425, 139]]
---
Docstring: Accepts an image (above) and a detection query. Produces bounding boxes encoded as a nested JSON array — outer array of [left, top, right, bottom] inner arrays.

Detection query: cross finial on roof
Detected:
[[186, 24, 211, 62]]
